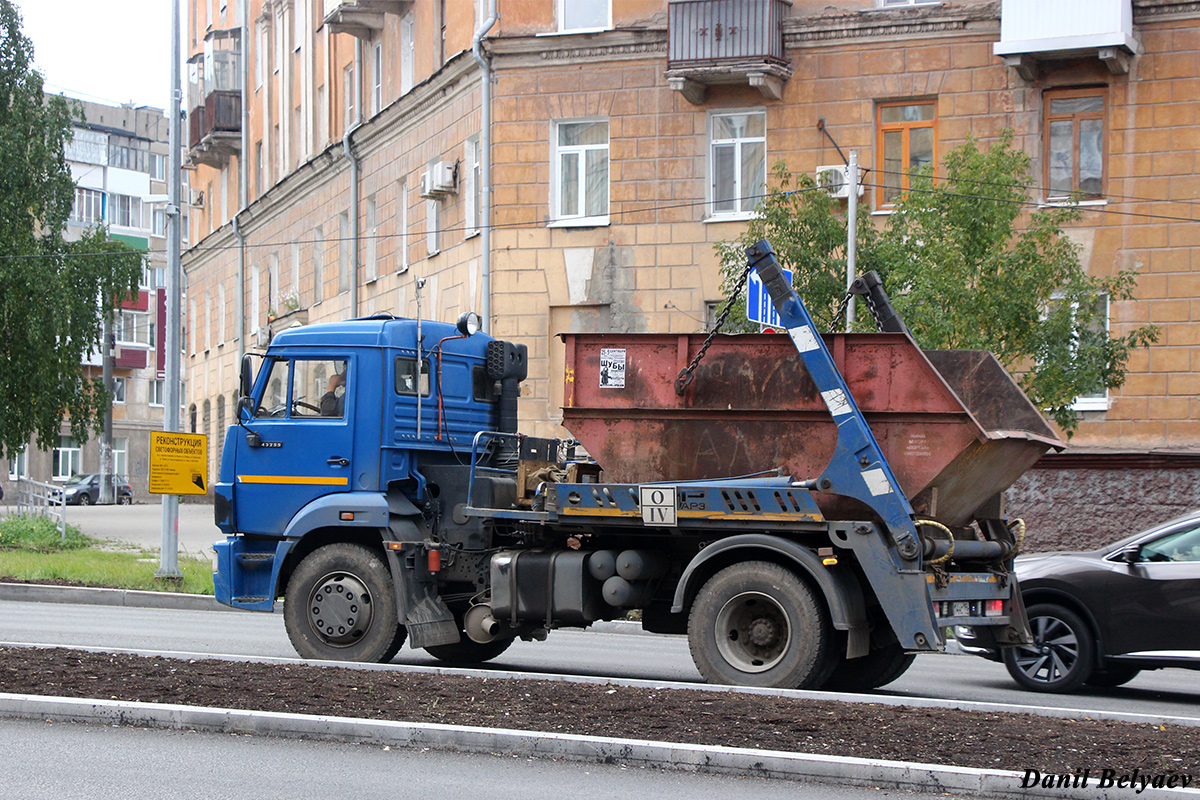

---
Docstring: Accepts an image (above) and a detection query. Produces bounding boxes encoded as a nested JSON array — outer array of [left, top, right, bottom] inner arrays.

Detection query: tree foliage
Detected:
[[717, 131, 1158, 435], [0, 0, 144, 459]]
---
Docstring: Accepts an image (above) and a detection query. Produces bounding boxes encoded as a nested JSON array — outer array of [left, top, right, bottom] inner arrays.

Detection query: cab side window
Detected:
[[1140, 525, 1200, 563], [255, 359, 291, 417], [292, 359, 348, 418], [395, 357, 430, 396]]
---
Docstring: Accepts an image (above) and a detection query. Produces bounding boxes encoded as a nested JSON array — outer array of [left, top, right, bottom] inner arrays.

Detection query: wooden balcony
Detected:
[[666, 0, 793, 104]]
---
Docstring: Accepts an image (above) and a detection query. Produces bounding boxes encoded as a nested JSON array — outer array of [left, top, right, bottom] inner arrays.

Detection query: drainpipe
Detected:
[[472, 0, 497, 333], [236, 0, 249, 362], [342, 39, 363, 319]]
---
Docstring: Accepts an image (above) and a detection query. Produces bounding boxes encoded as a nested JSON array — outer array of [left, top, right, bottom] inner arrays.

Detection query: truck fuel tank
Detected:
[[560, 332, 1064, 527]]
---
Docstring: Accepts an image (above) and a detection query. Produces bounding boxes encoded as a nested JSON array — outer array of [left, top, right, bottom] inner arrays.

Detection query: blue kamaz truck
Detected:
[[213, 242, 1051, 690]]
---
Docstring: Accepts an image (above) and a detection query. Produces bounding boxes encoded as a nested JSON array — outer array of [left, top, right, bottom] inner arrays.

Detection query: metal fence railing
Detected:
[[14, 478, 67, 539], [668, 0, 790, 66]]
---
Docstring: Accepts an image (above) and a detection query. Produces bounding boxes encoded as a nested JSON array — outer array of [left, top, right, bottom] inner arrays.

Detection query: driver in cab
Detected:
[[320, 371, 346, 417]]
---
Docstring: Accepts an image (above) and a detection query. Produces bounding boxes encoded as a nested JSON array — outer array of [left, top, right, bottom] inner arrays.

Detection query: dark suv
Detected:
[[55, 474, 134, 505], [958, 510, 1200, 692]]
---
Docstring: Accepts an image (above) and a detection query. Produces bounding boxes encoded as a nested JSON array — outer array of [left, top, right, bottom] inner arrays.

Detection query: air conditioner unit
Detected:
[[189, 189, 205, 207], [816, 165, 863, 199], [419, 161, 457, 198]]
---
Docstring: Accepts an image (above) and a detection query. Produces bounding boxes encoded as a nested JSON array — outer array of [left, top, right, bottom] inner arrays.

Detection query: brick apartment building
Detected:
[[182, 0, 1200, 542]]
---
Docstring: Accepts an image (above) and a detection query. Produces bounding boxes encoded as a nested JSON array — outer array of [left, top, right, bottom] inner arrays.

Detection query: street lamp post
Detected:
[[156, 0, 183, 579]]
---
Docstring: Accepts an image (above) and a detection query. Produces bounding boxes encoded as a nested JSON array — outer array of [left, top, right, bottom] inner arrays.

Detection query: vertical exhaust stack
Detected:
[[487, 340, 528, 433]]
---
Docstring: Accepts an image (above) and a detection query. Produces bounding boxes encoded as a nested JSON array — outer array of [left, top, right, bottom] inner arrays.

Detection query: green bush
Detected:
[[0, 514, 93, 552]]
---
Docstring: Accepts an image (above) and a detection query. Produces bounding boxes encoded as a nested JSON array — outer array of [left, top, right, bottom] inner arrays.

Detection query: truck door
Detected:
[[234, 356, 355, 535]]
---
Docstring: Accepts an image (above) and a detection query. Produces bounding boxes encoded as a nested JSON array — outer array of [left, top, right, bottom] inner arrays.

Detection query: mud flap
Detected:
[[383, 532, 460, 649]]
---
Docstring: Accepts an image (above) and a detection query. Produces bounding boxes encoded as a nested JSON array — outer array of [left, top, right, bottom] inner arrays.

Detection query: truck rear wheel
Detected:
[[688, 561, 836, 689], [284, 543, 405, 663], [823, 642, 916, 692]]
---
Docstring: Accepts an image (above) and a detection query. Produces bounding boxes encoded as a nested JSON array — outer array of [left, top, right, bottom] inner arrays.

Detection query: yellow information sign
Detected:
[[148, 431, 209, 495]]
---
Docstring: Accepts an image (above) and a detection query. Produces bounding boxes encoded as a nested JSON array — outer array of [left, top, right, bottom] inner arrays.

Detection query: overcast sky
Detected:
[[15, 0, 178, 111]]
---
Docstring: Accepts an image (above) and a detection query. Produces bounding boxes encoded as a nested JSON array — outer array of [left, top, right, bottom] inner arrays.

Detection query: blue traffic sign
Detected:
[[746, 268, 793, 327]]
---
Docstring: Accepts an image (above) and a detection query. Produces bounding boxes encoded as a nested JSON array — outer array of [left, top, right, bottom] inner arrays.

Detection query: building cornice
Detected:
[[785, 2, 1000, 46], [487, 29, 668, 69], [1135, 0, 1200, 21]]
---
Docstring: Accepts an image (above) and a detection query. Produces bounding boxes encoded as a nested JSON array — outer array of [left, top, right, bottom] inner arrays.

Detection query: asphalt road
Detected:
[[4, 600, 1200, 720], [0, 717, 931, 800]]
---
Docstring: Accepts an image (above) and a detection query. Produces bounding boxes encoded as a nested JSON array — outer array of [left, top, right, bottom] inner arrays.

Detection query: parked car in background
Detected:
[[958, 510, 1200, 692], [53, 474, 133, 506]]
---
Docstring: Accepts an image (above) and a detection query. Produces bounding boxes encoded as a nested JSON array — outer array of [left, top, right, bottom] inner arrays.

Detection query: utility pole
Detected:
[[157, 0, 183, 579], [100, 322, 114, 504], [846, 150, 859, 332]]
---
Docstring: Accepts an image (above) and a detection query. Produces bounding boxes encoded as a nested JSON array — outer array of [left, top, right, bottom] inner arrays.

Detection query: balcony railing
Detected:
[[666, 0, 793, 104], [994, 0, 1138, 77]]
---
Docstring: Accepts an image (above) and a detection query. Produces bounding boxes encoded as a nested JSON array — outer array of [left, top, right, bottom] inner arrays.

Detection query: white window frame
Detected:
[[338, 212, 351, 293], [8, 448, 26, 480], [1071, 293, 1111, 412], [344, 63, 355, 129], [365, 194, 378, 281], [372, 43, 383, 115], [112, 376, 127, 404], [465, 135, 481, 238], [112, 437, 128, 477], [426, 197, 440, 257], [71, 188, 104, 225], [150, 379, 165, 407], [400, 13, 414, 95], [313, 225, 324, 303], [557, 0, 611, 33], [551, 118, 609, 227], [397, 180, 409, 273], [53, 436, 81, 481], [708, 110, 767, 221]]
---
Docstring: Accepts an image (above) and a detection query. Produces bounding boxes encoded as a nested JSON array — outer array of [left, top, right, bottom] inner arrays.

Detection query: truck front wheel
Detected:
[[284, 543, 405, 663], [688, 561, 836, 689]]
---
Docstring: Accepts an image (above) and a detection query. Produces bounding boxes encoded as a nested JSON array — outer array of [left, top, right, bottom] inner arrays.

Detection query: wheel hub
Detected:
[[714, 592, 791, 674], [306, 572, 373, 648]]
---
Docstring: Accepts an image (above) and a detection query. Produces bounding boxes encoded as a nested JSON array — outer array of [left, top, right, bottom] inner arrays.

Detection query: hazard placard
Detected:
[[148, 431, 209, 495]]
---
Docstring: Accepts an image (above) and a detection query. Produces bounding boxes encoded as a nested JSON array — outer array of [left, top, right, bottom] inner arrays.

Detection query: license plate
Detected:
[[953, 601, 971, 617]]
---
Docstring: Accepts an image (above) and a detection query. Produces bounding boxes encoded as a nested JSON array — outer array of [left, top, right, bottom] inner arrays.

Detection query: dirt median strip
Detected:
[[2, 691, 1186, 800]]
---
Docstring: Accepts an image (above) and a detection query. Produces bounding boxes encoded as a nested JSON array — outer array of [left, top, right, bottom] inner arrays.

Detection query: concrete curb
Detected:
[[4, 693, 1196, 798], [0, 582, 227, 612]]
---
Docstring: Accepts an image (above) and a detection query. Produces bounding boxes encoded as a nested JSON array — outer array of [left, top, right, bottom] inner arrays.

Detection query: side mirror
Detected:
[[1117, 545, 1141, 564], [240, 354, 255, 400], [238, 395, 255, 419]]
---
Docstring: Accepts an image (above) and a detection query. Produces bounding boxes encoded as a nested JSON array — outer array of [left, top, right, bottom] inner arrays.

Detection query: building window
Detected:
[[426, 197, 440, 256], [558, 0, 610, 32], [709, 111, 766, 218], [112, 377, 126, 404], [53, 436, 81, 480], [152, 208, 166, 237], [313, 224, 325, 302], [553, 119, 609, 225], [149, 153, 167, 180], [71, 188, 104, 225], [111, 194, 143, 229], [372, 43, 383, 115], [8, 448, 26, 480], [113, 437, 128, 478], [365, 194, 378, 281], [256, 23, 266, 88], [344, 63, 355, 129], [293, 3, 302, 51], [876, 100, 936, 207], [465, 136, 481, 237], [150, 379, 164, 407], [1045, 88, 1105, 201], [338, 212, 350, 292], [400, 13, 415, 95], [118, 311, 151, 346], [397, 180, 409, 273], [1066, 294, 1111, 411]]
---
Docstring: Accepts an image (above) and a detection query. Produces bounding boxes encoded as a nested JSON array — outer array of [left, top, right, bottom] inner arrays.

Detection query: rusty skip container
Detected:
[[561, 332, 1064, 527]]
